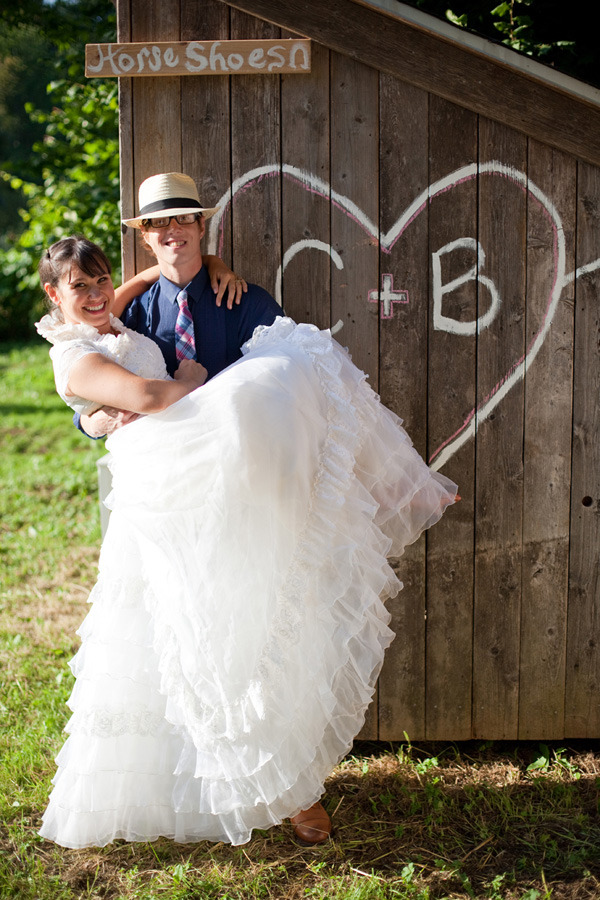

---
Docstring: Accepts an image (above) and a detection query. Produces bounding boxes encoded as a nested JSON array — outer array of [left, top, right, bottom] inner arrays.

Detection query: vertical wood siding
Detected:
[[426, 96, 478, 740], [377, 77, 429, 741], [118, 0, 600, 739]]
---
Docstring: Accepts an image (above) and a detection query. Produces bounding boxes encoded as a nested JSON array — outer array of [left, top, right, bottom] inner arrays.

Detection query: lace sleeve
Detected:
[[49, 340, 105, 415]]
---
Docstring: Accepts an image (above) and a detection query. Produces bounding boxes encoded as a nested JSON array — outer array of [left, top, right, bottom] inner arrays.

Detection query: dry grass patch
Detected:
[[8, 739, 598, 900], [1, 546, 97, 653]]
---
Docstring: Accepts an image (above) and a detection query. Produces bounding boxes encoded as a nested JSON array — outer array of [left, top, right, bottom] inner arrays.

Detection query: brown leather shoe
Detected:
[[290, 801, 332, 845]]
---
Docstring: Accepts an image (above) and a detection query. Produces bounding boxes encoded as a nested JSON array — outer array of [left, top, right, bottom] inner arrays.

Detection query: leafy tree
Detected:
[[410, 0, 596, 86], [446, 0, 576, 62], [0, 20, 54, 231], [0, 80, 120, 338], [0, 0, 118, 340]]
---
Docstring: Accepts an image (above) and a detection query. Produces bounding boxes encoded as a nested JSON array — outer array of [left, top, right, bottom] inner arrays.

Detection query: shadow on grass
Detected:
[[9, 740, 598, 900], [0, 403, 53, 416]]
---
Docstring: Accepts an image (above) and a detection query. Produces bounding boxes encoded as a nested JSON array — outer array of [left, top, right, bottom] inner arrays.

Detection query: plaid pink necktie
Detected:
[[175, 289, 196, 361]]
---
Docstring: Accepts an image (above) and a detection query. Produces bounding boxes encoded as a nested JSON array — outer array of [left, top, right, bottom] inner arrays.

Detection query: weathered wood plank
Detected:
[[181, 1, 233, 267], [425, 95, 477, 740], [330, 50, 379, 385], [229, 9, 282, 294], [472, 119, 527, 739], [565, 162, 600, 737], [130, 0, 182, 272], [86, 39, 310, 77], [117, 0, 136, 281], [376, 76, 429, 741], [280, 37, 330, 324], [329, 50, 379, 737], [216, 0, 600, 168], [518, 142, 575, 739]]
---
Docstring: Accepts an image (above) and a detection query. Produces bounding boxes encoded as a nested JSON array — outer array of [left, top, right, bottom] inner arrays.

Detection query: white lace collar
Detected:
[[35, 307, 125, 345]]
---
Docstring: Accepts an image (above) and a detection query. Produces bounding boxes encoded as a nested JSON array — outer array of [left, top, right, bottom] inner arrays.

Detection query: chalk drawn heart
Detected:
[[207, 161, 600, 470]]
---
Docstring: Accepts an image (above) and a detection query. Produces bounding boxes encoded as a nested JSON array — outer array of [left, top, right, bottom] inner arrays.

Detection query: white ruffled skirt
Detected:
[[39, 318, 457, 848]]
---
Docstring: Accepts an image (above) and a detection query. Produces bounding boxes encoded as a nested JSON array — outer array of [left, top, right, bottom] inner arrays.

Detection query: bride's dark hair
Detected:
[[39, 236, 112, 306]]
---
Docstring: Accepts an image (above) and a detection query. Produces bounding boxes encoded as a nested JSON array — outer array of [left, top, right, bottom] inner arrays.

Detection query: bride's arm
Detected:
[[112, 256, 247, 316], [113, 266, 160, 316], [68, 353, 208, 415]]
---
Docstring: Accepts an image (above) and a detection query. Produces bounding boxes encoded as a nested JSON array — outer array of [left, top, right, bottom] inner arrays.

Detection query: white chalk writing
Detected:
[[368, 274, 409, 319], [206, 161, 600, 470], [85, 40, 311, 78], [432, 238, 501, 336]]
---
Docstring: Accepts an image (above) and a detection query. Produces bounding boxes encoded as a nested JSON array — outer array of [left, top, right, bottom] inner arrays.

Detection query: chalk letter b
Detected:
[[432, 237, 500, 336]]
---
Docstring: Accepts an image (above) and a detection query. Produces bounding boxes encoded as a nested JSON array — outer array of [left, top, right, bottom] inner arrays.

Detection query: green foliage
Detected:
[[0, 20, 54, 232], [0, 23, 53, 183], [0, 0, 116, 78], [453, 0, 576, 62], [413, 0, 595, 84], [0, 0, 118, 341], [0, 78, 120, 339], [526, 744, 583, 780]]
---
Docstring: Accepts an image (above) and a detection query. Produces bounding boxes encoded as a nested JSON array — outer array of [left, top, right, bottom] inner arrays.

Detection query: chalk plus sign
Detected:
[[368, 274, 409, 319]]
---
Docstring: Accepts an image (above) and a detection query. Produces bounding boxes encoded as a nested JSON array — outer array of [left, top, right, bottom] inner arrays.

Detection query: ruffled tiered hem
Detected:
[[39, 318, 456, 849]]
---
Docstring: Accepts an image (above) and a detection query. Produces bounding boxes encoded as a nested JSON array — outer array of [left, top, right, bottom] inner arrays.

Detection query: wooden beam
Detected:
[[117, 0, 135, 281], [216, 0, 600, 167]]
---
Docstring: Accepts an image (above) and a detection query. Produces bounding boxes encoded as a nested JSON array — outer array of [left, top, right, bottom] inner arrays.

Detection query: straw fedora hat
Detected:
[[122, 172, 219, 228]]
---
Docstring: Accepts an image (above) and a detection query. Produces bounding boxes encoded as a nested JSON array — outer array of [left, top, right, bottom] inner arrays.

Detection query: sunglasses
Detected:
[[141, 213, 201, 229]]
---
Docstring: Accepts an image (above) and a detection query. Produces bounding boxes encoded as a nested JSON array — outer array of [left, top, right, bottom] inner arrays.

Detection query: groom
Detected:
[[80, 171, 281, 437]]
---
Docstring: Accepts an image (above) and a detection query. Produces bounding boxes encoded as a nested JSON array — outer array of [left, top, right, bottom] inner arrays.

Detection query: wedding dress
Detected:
[[36, 310, 457, 848]]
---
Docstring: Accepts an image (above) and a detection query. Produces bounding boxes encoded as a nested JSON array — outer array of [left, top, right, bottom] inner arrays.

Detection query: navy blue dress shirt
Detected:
[[74, 264, 281, 433], [122, 265, 281, 378]]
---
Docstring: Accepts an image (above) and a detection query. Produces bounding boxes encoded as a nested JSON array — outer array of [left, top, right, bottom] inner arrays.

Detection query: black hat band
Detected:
[[138, 197, 203, 216]]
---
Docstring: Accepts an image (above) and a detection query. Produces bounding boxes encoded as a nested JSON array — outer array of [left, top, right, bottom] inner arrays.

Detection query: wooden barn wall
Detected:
[[117, 0, 600, 740]]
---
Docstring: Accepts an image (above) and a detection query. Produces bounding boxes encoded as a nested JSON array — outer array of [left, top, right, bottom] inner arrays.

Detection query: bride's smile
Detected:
[[45, 264, 115, 333]]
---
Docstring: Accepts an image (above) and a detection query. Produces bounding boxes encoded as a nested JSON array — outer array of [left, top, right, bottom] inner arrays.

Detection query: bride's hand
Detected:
[[81, 406, 141, 437], [204, 255, 248, 309], [174, 359, 208, 389]]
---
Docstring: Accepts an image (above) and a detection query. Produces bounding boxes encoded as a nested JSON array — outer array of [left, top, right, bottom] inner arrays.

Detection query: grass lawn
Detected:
[[1, 340, 599, 900]]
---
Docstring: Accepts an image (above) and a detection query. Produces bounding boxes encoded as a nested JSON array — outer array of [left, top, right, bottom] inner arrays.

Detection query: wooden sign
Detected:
[[85, 39, 311, 77]]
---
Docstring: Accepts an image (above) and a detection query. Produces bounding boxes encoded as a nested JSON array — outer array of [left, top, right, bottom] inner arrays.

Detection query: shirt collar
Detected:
[[158, 265, 210, 306]]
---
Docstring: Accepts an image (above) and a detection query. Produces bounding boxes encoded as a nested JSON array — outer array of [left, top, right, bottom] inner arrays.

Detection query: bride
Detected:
[[36, 235, 457, 850]]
